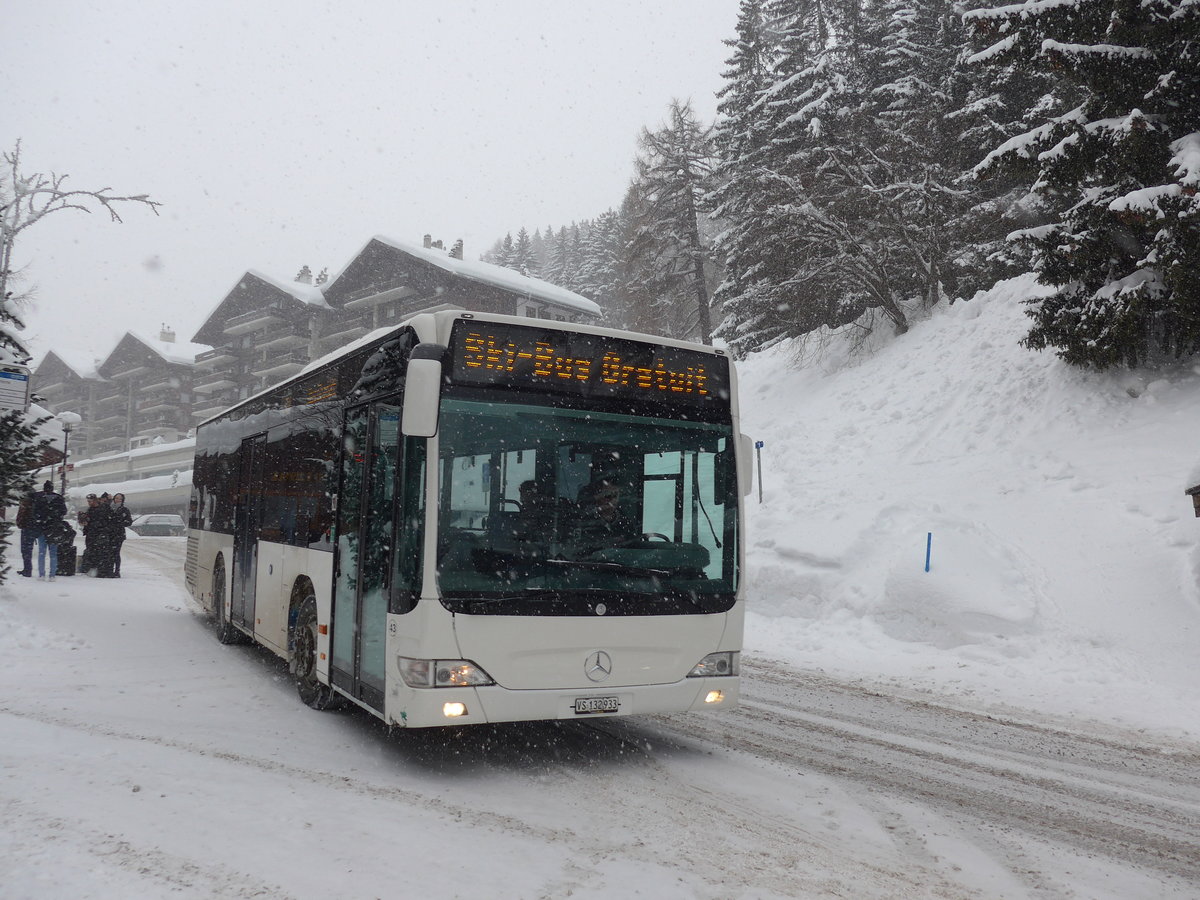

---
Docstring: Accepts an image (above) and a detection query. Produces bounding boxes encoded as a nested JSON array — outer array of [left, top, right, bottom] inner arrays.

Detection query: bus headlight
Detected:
[[398, 657, 495, 688], [687, 651, 739, 678]]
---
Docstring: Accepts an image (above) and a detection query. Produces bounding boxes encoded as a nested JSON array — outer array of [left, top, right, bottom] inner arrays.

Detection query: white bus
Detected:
[[186, 310, 750, 728]]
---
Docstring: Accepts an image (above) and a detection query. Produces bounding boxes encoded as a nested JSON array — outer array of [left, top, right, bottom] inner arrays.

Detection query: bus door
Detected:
[[232, 433, 266, 629], [331, 401, 400, 710]]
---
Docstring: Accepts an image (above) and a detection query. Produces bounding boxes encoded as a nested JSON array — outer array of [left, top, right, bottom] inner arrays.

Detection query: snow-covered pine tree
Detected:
[[530, 227, 548, 274], [495, 233, 517, 270], [954, 0, 1083, 295], [0, 293, 48, 583], [573, 208, 628, 326], [547, 225, 574, 287], [628, 99, 720, 344], [538, 226, 555, 275], [709, 0, 778, 341], [871, 0, 971, 306], [965, 0, 1200, 368], [715, 0, 915, 356], [513, 227, 538, 277]]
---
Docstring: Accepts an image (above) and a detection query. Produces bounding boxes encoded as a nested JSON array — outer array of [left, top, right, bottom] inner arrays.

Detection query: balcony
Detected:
[[93, 432, 127, 451], [135, 422, 179, 440], [135, 405, 178, 425], [320, 323, 369, 349], [193, 397, 235, 420], [224, 308, 283, 336], [193, 371, 239, 394], [107, 363, 152, 379], [252, 349, 307, 380], [343, 284, 413, 311], [258, 330, 309, 352], [194, 346, 241, 369], [36, 380, 67, 395], [94, 411, 127, 426], [139, 397, 179, 415], [140, 375, 178, 393]]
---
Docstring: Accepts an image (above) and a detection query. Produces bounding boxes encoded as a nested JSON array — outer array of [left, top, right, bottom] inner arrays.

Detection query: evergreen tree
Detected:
[[629, 99, 720, 343], [871, 0, 972, 306], [513, 226, 538, 276], [716, 0, 919, 356], [0, 291, 49, 583], [954, 0, 1085, 295], [965, 0, 1200, 368], [576, 208, 629, 326], [547, 225, 574, 286], [495, 232, 517, 270]]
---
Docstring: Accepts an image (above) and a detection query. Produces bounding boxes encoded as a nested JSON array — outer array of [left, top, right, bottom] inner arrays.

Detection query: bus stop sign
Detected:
[[0, 366, 31, 413]]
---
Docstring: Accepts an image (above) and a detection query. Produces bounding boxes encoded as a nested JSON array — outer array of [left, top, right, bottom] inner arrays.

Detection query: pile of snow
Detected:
[[738, 274, 1200, 739]]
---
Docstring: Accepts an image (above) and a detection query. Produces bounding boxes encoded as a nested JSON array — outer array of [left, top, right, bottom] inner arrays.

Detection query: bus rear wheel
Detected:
[[294, 595, 341, 710], [213, 557, 244, 645]]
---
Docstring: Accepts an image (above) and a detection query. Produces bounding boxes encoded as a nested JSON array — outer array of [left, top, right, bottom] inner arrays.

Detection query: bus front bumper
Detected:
[[386, 676, 740, 729]]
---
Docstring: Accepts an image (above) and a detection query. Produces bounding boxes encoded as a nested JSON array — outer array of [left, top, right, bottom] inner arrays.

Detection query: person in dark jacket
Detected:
[[108, 493, 133, 577], [88, 493, 117, 577], [79, 493, 101, 575], [30, 481, 68, 581], [15, 490, 35, 577]]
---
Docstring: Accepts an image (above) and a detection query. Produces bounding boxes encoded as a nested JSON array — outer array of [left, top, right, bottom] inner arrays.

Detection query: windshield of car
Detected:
[[434, 398, 738, 616]]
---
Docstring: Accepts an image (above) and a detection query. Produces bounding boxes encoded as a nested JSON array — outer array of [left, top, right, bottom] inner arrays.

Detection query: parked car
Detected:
[[129, 514, 186, 536]]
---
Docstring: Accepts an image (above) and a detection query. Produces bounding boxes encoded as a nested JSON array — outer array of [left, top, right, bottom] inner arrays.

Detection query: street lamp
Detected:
[[55, 411, 82, 497]]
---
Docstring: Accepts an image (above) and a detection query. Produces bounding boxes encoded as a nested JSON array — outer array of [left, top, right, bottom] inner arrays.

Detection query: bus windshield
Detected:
[[436, 397, 739, 616]]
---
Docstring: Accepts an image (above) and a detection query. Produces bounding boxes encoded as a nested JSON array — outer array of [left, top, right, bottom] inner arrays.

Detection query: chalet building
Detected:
[[30, 350, 105, 458], [188, 234, 600, 425], [34, 232, 603, 461], [33, 328, 204, 461], [189, 270, 328, 422], [94, 329, 207, 453], [317, 235, 600, 357]]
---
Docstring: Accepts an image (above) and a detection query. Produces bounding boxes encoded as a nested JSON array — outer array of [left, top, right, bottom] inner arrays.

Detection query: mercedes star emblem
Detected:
[[585, 650, 613, 682]]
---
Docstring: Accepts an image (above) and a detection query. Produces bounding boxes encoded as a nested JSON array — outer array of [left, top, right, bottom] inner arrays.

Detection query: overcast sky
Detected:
[[2, 1, 736, 366]]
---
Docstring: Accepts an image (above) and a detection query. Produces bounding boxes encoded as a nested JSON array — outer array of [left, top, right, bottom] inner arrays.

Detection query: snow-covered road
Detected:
[[2, 539, 1197, 899]]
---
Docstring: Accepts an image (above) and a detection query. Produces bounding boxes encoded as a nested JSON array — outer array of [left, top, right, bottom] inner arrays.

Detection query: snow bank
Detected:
[[738, 274, 1200, 739]]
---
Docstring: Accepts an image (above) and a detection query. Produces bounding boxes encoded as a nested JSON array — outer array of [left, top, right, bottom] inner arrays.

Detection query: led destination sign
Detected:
[[449, 321, 729, 407]]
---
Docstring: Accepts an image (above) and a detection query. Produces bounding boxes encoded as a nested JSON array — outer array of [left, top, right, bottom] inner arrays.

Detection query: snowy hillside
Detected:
[[737, 274, 1200, 740]]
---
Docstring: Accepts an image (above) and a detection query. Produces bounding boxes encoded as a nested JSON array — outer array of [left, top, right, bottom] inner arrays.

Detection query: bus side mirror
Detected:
[[738, 433, 753, 497], [401, 343, 446, 438]]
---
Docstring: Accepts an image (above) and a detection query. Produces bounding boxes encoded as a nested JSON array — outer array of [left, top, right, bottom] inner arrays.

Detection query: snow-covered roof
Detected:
[[242, 269, 330, 308], [191, 269, 331, 345], [126, 331, 212, 367], [339, 235, 601, 317], [36, 348, 103, 381]]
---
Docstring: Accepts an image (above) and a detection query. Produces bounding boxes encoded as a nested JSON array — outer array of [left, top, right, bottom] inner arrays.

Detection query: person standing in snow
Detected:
[[29, 481, 67, 581], [88, 493, 117, 577], [79, 493, 101, 574], [108, 493, 133, 577], [14, 489, 36, 577]]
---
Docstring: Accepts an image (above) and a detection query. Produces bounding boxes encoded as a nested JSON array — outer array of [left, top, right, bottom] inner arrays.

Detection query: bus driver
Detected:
[[575, 477, 636, 551]]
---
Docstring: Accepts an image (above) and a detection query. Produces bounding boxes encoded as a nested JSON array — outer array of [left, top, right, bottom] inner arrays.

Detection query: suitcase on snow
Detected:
[[56, 544, 77, 577]]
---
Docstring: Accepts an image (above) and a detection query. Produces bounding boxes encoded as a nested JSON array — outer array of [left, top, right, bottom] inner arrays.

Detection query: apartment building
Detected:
[[317, 235, 600, 359], [34, 233, 602, 456], [34, 328, 204, 458], [189, 235, 600, 424], [29, 350, 104, 458], [189, 269, 327, 422]]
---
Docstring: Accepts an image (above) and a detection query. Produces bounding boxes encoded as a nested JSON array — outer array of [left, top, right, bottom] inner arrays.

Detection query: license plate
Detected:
[[574, 696, 619, 714]]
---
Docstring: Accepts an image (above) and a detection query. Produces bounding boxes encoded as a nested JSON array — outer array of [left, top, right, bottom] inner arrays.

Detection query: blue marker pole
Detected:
[[925, 532, 932, 573], [754, 441, 764, 504]]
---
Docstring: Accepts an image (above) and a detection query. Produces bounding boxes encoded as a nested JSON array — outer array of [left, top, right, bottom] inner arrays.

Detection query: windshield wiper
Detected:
[[544, 558, 670, 578]]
